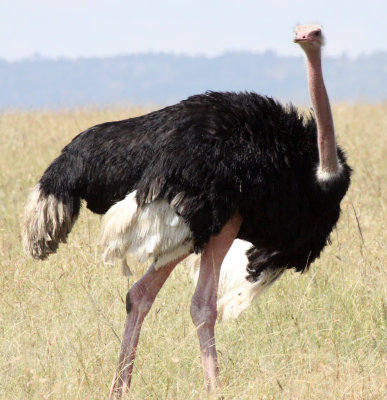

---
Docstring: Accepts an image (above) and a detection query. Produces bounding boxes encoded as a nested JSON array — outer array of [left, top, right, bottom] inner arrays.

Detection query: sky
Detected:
[[1, 0, 386, 61]]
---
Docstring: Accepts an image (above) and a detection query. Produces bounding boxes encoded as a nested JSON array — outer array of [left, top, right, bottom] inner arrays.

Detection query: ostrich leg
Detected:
[[109, 255, 187, 399], [190, 213, 242, 394]]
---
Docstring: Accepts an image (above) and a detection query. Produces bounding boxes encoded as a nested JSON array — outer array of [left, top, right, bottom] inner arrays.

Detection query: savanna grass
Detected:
[[0, 104, 386, 399]]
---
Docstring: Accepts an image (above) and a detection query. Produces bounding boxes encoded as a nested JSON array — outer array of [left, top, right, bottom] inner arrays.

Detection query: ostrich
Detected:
[[23, 24, 351, 398]]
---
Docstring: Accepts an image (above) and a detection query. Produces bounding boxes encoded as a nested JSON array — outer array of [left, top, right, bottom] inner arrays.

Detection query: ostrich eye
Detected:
[[314, 30, 321, 37]]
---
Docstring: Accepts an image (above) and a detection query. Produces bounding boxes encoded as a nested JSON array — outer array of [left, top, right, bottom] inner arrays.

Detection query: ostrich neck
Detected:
[[306, 49, 339, 179]]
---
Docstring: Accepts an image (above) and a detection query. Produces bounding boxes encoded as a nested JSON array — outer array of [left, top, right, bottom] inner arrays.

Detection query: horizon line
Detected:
[[1, 49, 386, 63]]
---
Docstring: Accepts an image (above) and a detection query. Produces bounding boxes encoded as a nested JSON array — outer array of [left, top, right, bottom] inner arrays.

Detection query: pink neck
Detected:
[[305, 49, 339, 177]]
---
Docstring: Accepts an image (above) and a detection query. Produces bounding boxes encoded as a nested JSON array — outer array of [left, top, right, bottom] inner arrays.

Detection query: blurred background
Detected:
[[1, 0, 386, 109]]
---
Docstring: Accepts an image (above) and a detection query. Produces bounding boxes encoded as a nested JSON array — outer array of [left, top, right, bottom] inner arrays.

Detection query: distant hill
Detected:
[[1, 51, 386, 110]]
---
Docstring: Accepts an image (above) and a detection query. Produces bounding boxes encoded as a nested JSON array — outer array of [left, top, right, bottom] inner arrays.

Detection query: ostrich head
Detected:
[[294, 24, 325, 51]]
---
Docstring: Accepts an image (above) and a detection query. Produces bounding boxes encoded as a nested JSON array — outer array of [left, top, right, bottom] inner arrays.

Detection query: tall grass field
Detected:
[[0, 104, 386, 399]]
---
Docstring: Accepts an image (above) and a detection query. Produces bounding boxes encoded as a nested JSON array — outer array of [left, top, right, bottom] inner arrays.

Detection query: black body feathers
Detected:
[[38, 91, 351, 278]]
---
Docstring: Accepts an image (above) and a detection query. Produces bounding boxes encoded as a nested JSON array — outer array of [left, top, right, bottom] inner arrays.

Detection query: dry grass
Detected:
[[0, 104, 386, 399]]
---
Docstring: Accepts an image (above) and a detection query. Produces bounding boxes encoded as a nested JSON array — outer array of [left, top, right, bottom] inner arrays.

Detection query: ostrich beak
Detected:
[[294, 36, 309, 43]]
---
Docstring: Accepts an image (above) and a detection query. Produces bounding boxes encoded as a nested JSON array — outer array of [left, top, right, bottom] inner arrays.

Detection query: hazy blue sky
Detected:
[[1, 0, 386, 60]]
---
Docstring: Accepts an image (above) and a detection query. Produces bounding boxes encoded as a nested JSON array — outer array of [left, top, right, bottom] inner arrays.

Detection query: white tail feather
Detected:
[[23, 184, 75, 259]]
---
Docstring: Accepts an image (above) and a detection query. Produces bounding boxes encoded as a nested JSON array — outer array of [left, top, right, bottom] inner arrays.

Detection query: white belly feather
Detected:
[[186, 239, 285, 322], [100, 191, 193, 270]]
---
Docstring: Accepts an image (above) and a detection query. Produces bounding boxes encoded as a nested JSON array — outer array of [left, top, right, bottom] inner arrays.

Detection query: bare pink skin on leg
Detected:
[[190, 213, 242, 394], [109, 255, 187, 399]]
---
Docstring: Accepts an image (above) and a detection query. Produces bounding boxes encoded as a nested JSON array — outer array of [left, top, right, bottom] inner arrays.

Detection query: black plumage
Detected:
[[37, 91, 351, 279]]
